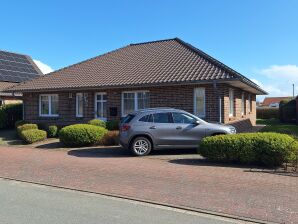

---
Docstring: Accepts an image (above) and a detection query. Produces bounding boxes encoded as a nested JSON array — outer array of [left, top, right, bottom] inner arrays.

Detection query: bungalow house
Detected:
[[0, 50, 43, 106], [7, 38, 267, 129], [261, 97, 293, 108]]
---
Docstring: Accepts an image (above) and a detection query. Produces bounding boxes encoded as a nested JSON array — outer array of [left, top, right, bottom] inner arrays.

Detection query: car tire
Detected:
[[130, 137, 152, 156]]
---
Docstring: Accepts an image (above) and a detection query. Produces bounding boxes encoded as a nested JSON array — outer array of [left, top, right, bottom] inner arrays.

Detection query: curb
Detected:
[[0, 176, 278, 224]]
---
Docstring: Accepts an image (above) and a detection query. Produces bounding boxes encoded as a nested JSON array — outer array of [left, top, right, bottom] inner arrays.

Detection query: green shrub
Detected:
[[0, 104, 23, 129], [199, 133, 298, 167], [106, 120, 120, 131], [100, 130, 119, 146], [17, 124, 38, 136], [20, 129, 47, 144], [256, 108, 279, 119], [87, 119, 106, 128], [279, 99, 296, 123], [15, 120, 28, 128], [59, 124, 108, 147], [48, 125, 58, 137]]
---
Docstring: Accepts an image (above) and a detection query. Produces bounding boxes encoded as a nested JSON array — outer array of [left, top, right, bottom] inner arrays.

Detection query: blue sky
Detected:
[[1, 0, 298, 100]]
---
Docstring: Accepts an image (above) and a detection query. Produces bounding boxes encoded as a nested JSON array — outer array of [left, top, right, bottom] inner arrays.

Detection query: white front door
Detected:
[[95, 92, 107, 121]]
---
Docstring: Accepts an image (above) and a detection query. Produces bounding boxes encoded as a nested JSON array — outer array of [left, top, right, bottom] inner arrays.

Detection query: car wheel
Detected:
[[131, 137, 152, 156]]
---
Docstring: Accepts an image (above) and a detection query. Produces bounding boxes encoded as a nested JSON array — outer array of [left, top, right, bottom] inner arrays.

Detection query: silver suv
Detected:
[[119, 108, 236, 156]]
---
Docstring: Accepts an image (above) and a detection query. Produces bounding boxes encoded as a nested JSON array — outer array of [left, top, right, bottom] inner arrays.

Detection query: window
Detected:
[[122, 91, 149, 116], [241, 92, 245, 116], [39, 94, 59, 117], [153, 113, 171, 123], [172, 112, 196, 124], [229, 89, 234, 117], [248, 94, 252, 113], [139, 114, 153, 122], [121, 114, 135, 124], [76, 93, 84, 117], [95, 93, 107, 120], [194, 88, 205, 118]]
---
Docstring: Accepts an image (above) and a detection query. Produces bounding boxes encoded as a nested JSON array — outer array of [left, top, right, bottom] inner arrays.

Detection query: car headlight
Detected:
[[229, 127, 236, 134]]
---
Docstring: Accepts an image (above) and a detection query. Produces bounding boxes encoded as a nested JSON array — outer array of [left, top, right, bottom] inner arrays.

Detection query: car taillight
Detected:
[[120, 124, 130, 132]]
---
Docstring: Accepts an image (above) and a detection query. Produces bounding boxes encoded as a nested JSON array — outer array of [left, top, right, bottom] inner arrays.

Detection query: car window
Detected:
[[121, 114, 135, 124], [153, 113, 172, 123], [172, 112, 196, 124], [139, 114, 153, 122]]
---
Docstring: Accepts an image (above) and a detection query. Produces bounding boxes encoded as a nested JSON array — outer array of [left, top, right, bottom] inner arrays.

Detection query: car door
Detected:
[[170, 112, 206, 146], [146, 112, 179, 146]]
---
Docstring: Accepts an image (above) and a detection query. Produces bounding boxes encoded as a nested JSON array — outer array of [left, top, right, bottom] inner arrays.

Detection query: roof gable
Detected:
[[7, 38, 266, 94]]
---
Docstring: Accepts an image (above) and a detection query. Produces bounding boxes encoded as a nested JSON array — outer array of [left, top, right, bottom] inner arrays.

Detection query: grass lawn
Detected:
[[257, 118, 298, 137]]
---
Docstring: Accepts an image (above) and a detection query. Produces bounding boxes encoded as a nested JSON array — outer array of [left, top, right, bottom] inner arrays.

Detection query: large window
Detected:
[[229, 89, 234, 117], [241, 92, 245, 116], [122, 91, 149, 116], [39, 94, 59, 117], [194, 88, 205, 118], [95, 93, 107, 120], [76, 93, 84, 117]]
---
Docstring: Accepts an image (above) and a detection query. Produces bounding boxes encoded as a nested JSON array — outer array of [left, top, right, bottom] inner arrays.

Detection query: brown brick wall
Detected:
[[23, 83, 256, 126]]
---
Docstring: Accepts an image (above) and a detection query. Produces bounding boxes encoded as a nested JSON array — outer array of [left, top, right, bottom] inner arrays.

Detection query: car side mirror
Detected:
[[193, 120, 200, 125]]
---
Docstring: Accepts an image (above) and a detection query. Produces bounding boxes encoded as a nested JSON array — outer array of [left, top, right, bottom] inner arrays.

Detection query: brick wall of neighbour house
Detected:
[[22, 84, 256, 129]]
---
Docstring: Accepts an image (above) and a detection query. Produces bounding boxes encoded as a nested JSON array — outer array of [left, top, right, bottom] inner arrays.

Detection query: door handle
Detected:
[[149, 126, 156, 129], [176, 126, 182, 130]]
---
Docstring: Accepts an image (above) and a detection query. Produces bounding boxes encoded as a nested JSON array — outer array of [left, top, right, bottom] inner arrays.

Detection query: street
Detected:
[[0, 178, 242, 224]]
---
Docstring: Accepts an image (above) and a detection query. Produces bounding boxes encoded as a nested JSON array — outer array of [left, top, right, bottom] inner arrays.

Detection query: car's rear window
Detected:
[[139, 114, 153, 122], [121, 114, 135, 124]]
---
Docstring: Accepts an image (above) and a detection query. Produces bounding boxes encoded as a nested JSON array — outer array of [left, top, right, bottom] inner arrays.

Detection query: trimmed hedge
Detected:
[[0, 104, 23, 129], [48, 125, 58, 137], [256, 108, 279, 119], [279, 99, 296, 123], [17, 124, 38, 136], [106, 120, 120, 131], [15, 120, 28, 128], [199, 133, 298, 167], [59, 124, 108, 147], [87, 119, 106, 128], [20, 129, 47, 144], [100, 130, 119, 146]]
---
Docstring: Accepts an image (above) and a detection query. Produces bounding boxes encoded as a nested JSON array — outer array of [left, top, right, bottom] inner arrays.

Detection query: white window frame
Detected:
[[248, 94, 252, 113], [241, 92, 245, 116], [121, 90, 149, 117], [39, 94, 59, 117], [94, 92, 107, 121], [193, 87, 206, 118], [76, 93, 84, 117], [229, 88, 234, 117]]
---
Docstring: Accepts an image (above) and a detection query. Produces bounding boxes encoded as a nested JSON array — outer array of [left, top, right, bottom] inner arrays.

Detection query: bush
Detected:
[[199, 133, 298, 167], [48, 125, 58, 137], [59, 124, 108, 147], [279, 99, 296, 123], [257, 108, 279, 119], [100, 131, 119, 146], [20, 129, 47, 144], [87, 119, 106, 128], [17, 124, 38, 136], [15, 120, 28, 128], [106, 120, 120, 131], [0, 104, 23, 129]]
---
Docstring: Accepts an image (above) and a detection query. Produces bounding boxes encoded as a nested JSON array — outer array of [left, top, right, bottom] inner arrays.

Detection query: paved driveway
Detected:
[[0, 145, 297, 223]]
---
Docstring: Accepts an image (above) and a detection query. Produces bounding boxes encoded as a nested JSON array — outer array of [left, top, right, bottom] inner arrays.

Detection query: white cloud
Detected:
[[33, 59, 53, 74], [255, 64, 298, 101]]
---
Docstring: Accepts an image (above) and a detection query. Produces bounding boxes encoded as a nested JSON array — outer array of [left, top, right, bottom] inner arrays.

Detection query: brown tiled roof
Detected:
[[0, 81, 19, 96], [262, 97, 293, 106], [7, 38, 266, 94]]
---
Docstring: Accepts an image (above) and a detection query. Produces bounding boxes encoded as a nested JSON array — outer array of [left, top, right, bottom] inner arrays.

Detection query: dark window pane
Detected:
[[121, 114, 135, 124], [153, 113, 171, 123], [139, 114, 153, 122], [172, 113, 196, 124]]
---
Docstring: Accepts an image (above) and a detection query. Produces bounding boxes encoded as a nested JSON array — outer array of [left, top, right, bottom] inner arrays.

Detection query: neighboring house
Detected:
[[262, 97, 293, 108], [7, 38, 267, 128], [0, 50, 43, 106]]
